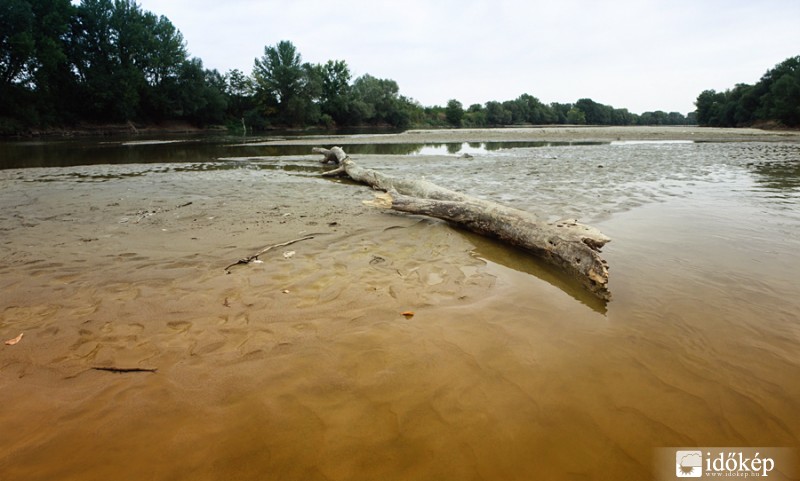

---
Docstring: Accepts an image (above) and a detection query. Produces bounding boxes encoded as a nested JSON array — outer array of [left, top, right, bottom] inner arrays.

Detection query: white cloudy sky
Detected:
[[135, 0, 800, 114]]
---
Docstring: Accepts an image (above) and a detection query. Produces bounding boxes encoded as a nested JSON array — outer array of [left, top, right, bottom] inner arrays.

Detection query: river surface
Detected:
[[1, 134, 799, 480]]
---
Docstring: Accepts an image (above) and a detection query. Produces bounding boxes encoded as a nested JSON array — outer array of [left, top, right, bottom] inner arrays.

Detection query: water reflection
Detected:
[[464, 230, 609, 314], [610, 140, 694, 145], [407, 141, 606, 156], [0, 136, 312, 169], [748, 160, 800, 192], [0, 135, 606, 170]]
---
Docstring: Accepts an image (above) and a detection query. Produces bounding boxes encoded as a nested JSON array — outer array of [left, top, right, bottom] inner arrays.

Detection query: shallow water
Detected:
[[1, 136, 799, 480]]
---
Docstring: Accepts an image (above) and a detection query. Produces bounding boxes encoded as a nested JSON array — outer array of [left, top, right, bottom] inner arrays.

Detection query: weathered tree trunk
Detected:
[[316, 147, 611, 300]]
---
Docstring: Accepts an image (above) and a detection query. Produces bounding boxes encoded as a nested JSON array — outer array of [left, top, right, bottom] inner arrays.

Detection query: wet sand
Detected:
[[1, 127, 799, 480]]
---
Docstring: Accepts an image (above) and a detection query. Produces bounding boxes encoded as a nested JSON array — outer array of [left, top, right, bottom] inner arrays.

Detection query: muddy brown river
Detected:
[[1, 131, 799, 480]]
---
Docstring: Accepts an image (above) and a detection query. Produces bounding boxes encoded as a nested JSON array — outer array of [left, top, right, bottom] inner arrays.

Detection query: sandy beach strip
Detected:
[[244, 125, 800, 146]]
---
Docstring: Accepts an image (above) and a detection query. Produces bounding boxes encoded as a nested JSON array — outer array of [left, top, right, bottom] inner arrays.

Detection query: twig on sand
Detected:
[[225, 235, 315, 273], [92, 366, 158, 373]]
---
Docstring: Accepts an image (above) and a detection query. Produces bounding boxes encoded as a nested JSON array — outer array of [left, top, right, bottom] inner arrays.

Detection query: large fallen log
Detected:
[[315, 146, 611, 300]]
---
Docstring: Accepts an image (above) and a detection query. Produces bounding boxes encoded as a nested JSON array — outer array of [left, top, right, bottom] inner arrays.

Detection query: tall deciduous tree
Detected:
[[319, 59, 352, 125], [1, 0, 75, 126], [223, 68, 257, 125], [758, 56, 800, 126], [445, 99, 463, 126], [695, 56, 800, 128], [253, 40, 313, 125], [72, 0, 190, 122], [0, 0, 35, 88], [485, 101, 511, 125], [351, 74, 411, 127], [28, 0, 75, 120]]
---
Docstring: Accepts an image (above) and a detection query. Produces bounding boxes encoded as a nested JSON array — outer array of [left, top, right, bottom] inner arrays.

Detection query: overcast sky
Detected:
[[135, 0, 800, 115]]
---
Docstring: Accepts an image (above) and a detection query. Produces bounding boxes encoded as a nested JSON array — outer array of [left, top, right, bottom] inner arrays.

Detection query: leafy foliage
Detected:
[[1, 0, 226, 132], [445, 99, 464, 126], [695, 56, 800, 127], [16, 1, 789, 135]]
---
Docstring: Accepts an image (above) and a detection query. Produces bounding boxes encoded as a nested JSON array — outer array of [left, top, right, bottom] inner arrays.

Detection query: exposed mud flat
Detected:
[[1, 128, 799, 480]]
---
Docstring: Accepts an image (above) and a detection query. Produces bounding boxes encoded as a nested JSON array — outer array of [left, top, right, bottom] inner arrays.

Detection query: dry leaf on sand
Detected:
[[4, 333, 24, 345]]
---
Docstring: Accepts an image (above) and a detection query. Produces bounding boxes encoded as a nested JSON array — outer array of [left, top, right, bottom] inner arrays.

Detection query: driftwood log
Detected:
[[315, 146, 611, 300]]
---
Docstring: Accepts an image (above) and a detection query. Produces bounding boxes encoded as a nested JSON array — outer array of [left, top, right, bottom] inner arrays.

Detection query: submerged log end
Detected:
[[554, 218, 611, 251], [585, 261, 611, 300], [540, 236, 611, 301]]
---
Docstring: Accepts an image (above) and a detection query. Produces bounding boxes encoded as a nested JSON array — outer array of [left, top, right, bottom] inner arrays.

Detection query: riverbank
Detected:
[[7, 123, 800, 143], [3, 120, 223, 138], [254, 125, 800, 145]]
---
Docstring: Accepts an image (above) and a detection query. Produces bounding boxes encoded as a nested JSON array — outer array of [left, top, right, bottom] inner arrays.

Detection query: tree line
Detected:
[[13, 0, 788, 136], [437, 97, 694, 128], [695, 56, 800, 128]]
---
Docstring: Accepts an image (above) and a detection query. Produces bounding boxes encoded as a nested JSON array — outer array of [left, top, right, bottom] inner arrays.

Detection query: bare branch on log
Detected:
[[316, 147, 612, 300], [312, 146, 348, 165]]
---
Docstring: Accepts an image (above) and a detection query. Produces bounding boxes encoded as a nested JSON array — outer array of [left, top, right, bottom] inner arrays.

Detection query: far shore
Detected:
[[255, 125, 800, 145], [7, 124, 800, 144]]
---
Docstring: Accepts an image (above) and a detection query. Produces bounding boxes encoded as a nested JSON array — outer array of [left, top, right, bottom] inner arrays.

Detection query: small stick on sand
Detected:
[[92, 367, 158, 373], [225, 235, 315, 273]]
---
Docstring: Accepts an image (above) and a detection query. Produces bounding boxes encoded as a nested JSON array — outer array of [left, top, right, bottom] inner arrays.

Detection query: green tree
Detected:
[[445, 99, 464, 126], [462, 103, 486, 127], [513, 94, 555, 124], [0, 0, 36, 130], [318, 59, 352, 125], [72, 0, 149, 120], [28, 0, 74, 119], [253, 40, 317, 125], [575, 98, 612, 125], [566, 107, 586, 124], [695, 89, 726, 126], [550, 103, 572, 124], [758, 57, 800, 126], [485, 101, 511, 125], [351, 74, 411, 127], [171, 60, 226, 125], [611, 108, 635, 125], [0, 0, 35, 88], [137, 12, 189, 120], [223, 68, 256, 120], [694, 55, 800, 128], [0, 0, 75, 127]]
